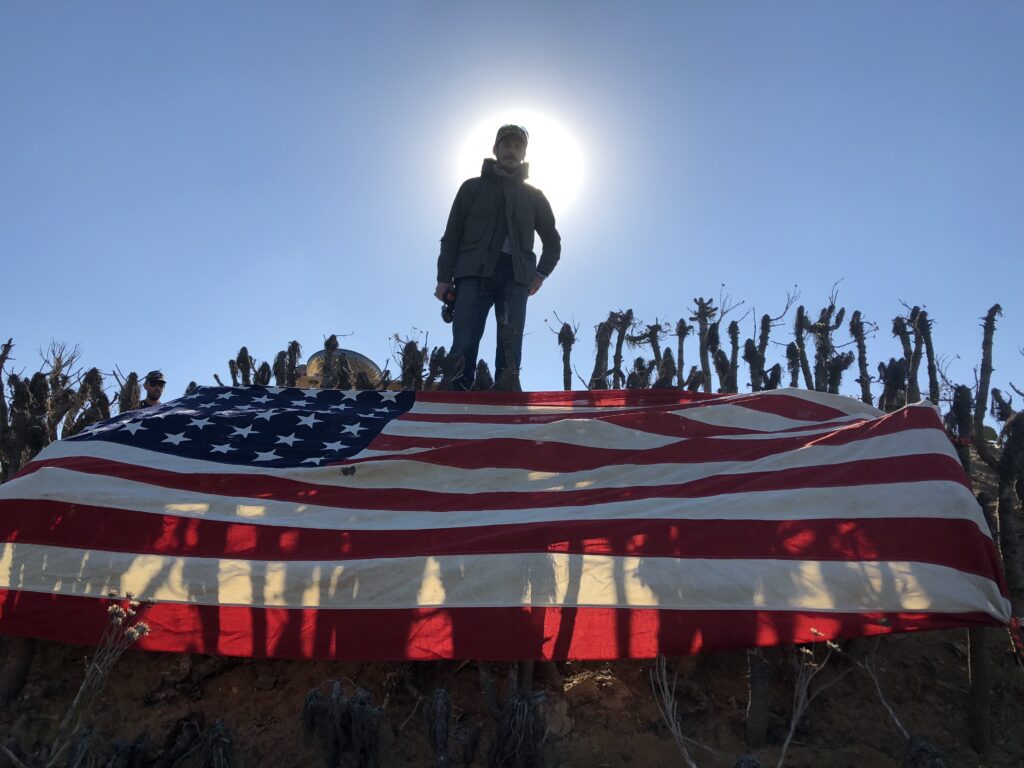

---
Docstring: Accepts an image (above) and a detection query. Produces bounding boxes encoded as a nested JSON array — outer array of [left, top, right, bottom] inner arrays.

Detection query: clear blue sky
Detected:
[[2, 2, 1021, 402]]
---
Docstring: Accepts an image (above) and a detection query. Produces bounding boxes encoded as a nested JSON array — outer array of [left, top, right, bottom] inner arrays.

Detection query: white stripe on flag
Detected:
[[0, 541, 1009, 619], [407, 402, 652, 416], [2, 465, 990, 536], [18, 427, 957, 491], [281, 430, 958, 493], [666, 405, 866, 432], [380, 417, 682, 448], [744, 388, 885, 417]]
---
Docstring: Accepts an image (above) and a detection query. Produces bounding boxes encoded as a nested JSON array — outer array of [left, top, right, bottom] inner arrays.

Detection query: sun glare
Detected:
[[456, 110, 584, 214]]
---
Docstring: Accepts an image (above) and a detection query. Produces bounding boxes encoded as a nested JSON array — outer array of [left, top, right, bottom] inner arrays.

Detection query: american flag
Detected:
[[0, 385, 1010, 660]]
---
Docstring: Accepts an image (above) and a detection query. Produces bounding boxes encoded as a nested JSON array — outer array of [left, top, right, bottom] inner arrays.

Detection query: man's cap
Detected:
[[494, 124, 529, 147], [145, 370, 166, 385]]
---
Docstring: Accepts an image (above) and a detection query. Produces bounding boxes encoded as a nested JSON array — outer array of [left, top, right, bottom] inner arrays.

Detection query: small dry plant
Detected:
[[1, 592, 150, 768], [301, 680, 383, 768], [649, 654, 705, 768], [846, 638, 948, 766], [487, 664, 546, 768], [775, 634, 851, 768]]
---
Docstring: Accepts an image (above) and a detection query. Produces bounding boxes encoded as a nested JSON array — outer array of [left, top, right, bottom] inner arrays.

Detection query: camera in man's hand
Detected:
[[441, 287, 457, 323]]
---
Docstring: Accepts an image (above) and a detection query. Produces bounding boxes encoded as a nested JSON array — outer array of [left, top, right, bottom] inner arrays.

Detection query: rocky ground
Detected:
[[2, 627, 1022, 767]]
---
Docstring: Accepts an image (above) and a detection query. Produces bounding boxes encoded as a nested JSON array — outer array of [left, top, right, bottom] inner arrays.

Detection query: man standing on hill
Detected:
[[139, 370, 165, 408], [435, 124, 561, 389]]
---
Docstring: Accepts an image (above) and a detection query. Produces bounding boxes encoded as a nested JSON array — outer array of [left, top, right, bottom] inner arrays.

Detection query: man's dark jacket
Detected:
[[437, 159, 561, 286]]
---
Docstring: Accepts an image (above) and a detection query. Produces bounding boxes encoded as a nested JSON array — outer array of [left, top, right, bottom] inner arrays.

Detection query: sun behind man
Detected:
[[435, 124, 561, 390]]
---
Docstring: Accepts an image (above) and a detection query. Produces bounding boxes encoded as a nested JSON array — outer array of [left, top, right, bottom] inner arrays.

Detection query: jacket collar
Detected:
[[481, 158, 529, 182]]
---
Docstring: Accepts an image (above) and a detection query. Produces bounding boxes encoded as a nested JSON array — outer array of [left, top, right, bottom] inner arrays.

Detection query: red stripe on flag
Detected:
[[0, 500, 1003, 582], [414, 389, 719, 408], [413, 389, 855, 423], [398, 410, 864, 438], [17, 453, 971, 511], [0, 590, 1004, 660], [360, 407, 943, 471]]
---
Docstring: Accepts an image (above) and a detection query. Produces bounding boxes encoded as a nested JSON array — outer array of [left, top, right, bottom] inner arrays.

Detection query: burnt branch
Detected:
[[556, 321, 577, 391], [683, 365, 703, 392], [974, 305, 1002, 470], [793, 307, 813, 390], [625, 357, 656, 390], [785, 343, 801, 389], [992, 389, 1014, 424], [426, 346, 447, 388], [654, 348, 677, 389], [724, 321, 739, 393], [286, 340, 302, 387], [611, 309, 635, 389], [472, 360, 494, 392], [116, 372, 140, 415], [917, 310, 940, 405], [808, 304, 846, 393], [849, 311, 873, 406], [236, 347, 253, 387], [690, 298, 718, 394], [588, 313, 617, 390], [877, 358, 908, 413], [997, 413, 1024, 616], [322, 335, 340, 390], [743, 337, 766, 392], [892, 315, 914, 400], [272, 352, 288, 387], [627, 321, 667, 370], [65, 368, 110, 438], [254, 361, 271, 386], [399, 339, 427, 391], [675, 319, 693, 389], [946, 384, 974, 473]]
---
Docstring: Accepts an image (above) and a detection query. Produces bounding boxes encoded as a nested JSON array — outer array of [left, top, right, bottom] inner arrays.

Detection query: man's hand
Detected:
[[435, 282, 452, 301], [529, 274, 545, 296]]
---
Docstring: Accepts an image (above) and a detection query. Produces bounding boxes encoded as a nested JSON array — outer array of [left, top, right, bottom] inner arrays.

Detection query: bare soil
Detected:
[[3, 630, 1022, 767]]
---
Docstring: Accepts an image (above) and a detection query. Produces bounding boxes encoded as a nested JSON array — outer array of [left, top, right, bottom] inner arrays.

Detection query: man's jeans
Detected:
[[451, 258, 529, 390]]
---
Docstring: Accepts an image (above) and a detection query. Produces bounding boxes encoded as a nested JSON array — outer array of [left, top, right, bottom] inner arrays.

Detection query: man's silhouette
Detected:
[[435, 124, 561, 389]]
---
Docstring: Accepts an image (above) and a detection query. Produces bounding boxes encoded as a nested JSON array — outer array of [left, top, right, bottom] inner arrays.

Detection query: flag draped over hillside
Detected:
[[0, 386, 1010, 660]]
